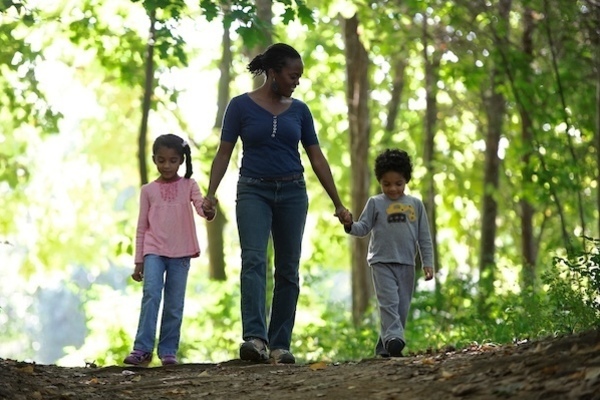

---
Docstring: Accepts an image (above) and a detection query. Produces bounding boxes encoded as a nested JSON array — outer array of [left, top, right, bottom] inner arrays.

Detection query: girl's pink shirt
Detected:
[[134, 177, 211, 264]]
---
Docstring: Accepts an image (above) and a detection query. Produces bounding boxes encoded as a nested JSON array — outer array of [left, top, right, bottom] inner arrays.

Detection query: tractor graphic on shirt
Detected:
[[386, 202, 416, 223]]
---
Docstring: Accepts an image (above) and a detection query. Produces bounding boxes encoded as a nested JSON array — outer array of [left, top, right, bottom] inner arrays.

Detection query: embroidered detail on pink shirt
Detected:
[[158, 179, 179, 202]]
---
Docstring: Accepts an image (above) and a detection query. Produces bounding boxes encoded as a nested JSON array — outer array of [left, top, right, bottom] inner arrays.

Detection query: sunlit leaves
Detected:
[[197, 0, 217, 21], [0, 0, 24, 14], [199, 0, 314, 39]]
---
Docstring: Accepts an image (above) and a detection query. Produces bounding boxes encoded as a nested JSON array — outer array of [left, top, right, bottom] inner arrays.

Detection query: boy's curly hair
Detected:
[[374, 149, 412, 182]]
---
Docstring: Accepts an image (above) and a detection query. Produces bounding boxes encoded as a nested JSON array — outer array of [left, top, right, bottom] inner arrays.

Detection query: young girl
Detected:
[[124, 134, 215, 366], [343, 149, 434, 357]]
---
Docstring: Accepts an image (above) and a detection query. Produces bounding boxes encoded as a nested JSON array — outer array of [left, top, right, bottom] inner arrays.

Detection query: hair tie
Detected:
[[182, 140, 188, 148]]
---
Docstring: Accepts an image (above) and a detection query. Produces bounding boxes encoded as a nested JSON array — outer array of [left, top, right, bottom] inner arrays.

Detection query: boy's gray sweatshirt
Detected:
[[346, 193, 434, 267]]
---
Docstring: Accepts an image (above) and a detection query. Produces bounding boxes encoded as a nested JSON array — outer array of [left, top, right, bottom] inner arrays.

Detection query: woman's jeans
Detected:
[[236, 176, 308, 351], [133, 254, 190, 357]]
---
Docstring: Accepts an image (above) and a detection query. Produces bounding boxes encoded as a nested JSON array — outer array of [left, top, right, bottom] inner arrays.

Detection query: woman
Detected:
[[203, 43, 351, 364]]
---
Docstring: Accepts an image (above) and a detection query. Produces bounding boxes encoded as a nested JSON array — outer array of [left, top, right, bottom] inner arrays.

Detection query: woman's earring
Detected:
[[271, 79, 279, 93]]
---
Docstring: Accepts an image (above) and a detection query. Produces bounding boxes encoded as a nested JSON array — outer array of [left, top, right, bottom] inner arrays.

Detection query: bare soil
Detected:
[[2, 329, 600, 400]]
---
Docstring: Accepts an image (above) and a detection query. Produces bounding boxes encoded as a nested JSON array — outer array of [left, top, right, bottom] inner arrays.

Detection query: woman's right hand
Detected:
[[202, 196, 218, 212]]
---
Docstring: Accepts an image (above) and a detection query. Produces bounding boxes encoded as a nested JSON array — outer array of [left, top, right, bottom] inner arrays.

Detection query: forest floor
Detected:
[[1, 328, 599, 400]]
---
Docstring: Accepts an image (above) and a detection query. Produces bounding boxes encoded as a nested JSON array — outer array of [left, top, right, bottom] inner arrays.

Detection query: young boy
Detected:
[[343, 149, 434, 357]]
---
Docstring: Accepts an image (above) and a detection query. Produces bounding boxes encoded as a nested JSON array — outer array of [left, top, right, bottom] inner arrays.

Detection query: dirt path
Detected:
[[2, 329, 599, 399]]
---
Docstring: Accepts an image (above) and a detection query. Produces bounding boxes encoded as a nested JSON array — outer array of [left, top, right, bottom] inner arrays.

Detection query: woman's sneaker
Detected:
[[269, 349, 295, 364], [239, 338, 268, 362], [160, 355, 178, 366], [123, 350, 153, 366], [385, 338, 405, 357]]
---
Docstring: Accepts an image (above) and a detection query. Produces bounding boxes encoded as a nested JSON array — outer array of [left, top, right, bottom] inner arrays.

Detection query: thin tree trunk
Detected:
[[587, 0, 600, 237], [478, 0, 511, 309], [421, 22, 439, 262], [519, 7, 536, 290], [543, 0, 583, 253], [597, 41, 600, 239], [421, 17, 441, 304], [385, 55, 407, 133], [214, 19, 232, 129], [343, 14, 372, 324], [479, 74, 504, 304], [206, 18, 233, 281], [249, 0, 272, 89], [138, 8, 156, 186]]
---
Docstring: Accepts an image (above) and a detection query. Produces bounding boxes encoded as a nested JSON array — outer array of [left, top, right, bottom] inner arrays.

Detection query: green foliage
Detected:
[[294, 302, 379, 362], [61, 237, 600, 367], [543, 237, 600, 332], [406, 239, 600, 353], [198, 0, 314, 47], [2, 0, 600, 368], [0, 22, 62, 132], [0, 0, 25, 14]]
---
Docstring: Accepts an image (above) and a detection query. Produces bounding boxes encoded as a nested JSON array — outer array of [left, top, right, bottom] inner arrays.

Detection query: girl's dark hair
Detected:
[[152, 133, 193, 179], [247, 43, 301, 77], [374, 149, 412, 182]]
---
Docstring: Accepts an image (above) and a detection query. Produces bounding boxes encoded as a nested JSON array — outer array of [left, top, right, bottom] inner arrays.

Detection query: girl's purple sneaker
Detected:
[[123, 350, 152, 366], [160, 355, 178, 366]]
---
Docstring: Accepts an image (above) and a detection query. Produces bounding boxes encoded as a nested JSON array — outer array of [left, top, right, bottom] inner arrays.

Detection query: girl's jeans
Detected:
[[236, 176, 308, 351], [133, 255, 190, 357]]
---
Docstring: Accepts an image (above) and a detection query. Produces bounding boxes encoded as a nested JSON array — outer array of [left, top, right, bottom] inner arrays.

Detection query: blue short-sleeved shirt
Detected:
[[221, 93, 319, 179]]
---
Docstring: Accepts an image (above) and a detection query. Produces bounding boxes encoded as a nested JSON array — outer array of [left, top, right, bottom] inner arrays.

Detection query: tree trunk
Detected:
[[597, 33, 600, 239], [137, 8, 156, 186], [421, 17, 441, 303], [519, 7, 537, 291], [385, 55, 407, 133], [343, 14, 372, 324], [249, 0, 273, 89], [479, 0, 511, 309], [206, 19, 233, 282], [207, 0, 272, 281], [586, 0, 600, 237]]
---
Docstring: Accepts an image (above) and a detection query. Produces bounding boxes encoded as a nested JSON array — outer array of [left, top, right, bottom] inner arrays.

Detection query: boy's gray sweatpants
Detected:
[[371, 262, 415, 356]]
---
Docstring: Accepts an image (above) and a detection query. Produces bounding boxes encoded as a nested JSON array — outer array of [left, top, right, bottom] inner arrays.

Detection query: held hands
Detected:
[[334, 206, 353, 226], [423, 267, 434, 281], [202, 195, 218, 220], [132, 263, 144, 282]]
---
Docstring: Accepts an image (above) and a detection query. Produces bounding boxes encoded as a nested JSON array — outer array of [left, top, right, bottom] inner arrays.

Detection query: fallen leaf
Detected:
[[541, 365, 559, 375], [309, 362, 327, 371], [570, 343, 579, 353], [452, 383, 478, 396], [132, 375, 142, 382], [480, 343, 498, 351], [533, 343, 551, 353], [568, 370, 586, 380], [585, 366, 600, 383], [198, 370, 210, 377], [440, 369, 455, 379], [18, 365, 34, 374]]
